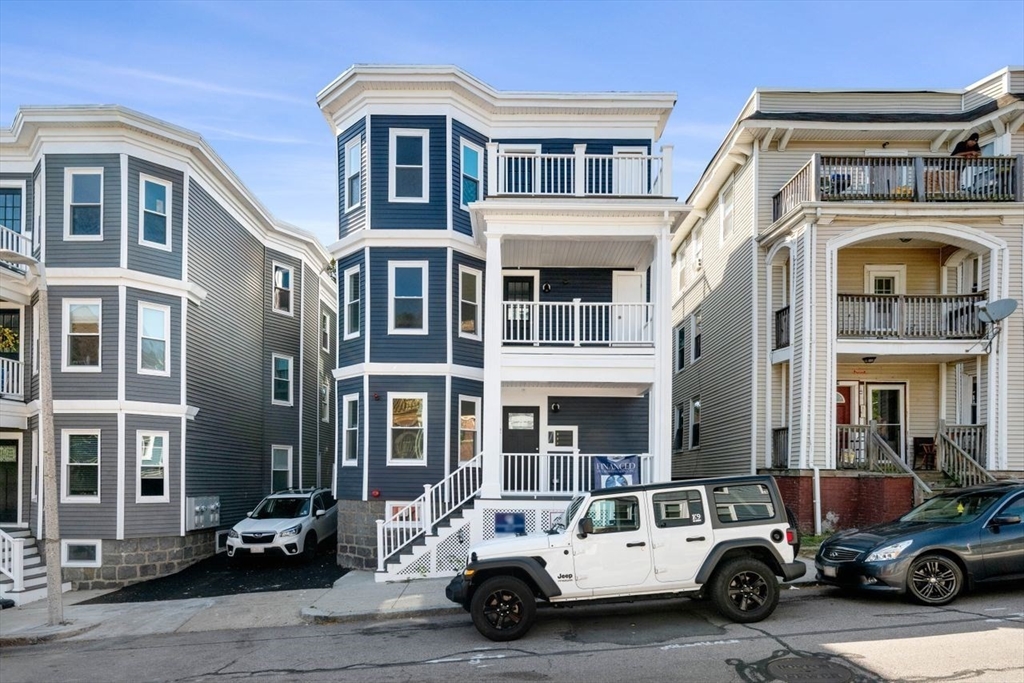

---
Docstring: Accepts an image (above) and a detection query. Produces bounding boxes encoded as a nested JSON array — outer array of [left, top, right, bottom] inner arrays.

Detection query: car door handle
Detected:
[[686, 536, 706, 542], [626, 541, 647, 548]]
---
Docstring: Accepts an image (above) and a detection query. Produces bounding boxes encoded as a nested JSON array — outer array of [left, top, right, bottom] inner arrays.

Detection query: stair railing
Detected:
[[376, 453, 483, 571], [869, 432, 932, 505], [937, 433, 996, 487], [0, 528, 25, 592]]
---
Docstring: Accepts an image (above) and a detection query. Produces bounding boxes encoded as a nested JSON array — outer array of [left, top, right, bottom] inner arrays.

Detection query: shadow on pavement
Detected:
[[79, 543, 348, 604]]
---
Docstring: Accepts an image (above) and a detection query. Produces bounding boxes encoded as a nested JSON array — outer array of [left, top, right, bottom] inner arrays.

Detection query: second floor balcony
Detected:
[[837, 292, 986, 340], [503, 301, 653, 347], [0, 225, 31, 274], [0, 358, 24, 400]]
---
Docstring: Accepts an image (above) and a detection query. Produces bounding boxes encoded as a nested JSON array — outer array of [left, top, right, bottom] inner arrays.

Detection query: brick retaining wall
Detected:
[[769, 471, 914, 534]]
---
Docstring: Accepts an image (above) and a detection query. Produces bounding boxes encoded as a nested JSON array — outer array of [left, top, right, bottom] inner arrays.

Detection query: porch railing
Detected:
[[772, 154, 1024, 221], [502, 453, 652, 496], [836, 422, 901, 470], [0, 358, 24, 398], [488, 145, 672, 197], [937, 432, 995, 488], [940, 422, 987, 467], [870, 432, 932, 505], [376, 454, 482, 570], [503, 301, 654, 346], [0, 529, 25, 592], [771, 427, 789, 468], [836, 293, 986, 339], [0, 225, 31, 272], [774, 305, 790, 350]]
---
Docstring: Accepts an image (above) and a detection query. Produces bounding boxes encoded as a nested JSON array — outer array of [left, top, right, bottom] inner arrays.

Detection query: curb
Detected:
[[0, 621, 99, 647], [300, 605, 463, 625]]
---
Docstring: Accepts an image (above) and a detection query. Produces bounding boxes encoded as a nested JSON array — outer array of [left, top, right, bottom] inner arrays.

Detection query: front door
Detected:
[[612, 271, 646, 343], [868, 384, 905, 460], [0, 440, 19, 524], [502, 407, 539, 493], [503, 276, 535, 343], [573, 493, 652, 594]]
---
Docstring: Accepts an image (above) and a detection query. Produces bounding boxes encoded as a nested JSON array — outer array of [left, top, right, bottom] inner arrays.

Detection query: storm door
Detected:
[[868, 384, 905, 460]]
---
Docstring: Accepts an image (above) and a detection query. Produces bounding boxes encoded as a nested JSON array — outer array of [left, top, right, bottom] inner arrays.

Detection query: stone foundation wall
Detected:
[[51, 532, 216, 590], [336, 499, 387, 570]]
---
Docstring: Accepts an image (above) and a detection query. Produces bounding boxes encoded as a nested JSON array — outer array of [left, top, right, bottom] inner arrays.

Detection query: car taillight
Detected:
[[786, 528, 796, 544]]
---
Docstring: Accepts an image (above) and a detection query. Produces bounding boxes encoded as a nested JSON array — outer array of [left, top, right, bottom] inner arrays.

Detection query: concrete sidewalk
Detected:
[[0, 558, 817, 646]]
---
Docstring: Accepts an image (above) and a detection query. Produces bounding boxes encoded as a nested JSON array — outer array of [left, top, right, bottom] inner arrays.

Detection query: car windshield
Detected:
[[252, 496, 309, 520], [901, 491, 1003, 524]]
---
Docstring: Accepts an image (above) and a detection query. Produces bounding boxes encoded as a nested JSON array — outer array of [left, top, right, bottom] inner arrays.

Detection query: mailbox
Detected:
[[186, 496, 221, 531]]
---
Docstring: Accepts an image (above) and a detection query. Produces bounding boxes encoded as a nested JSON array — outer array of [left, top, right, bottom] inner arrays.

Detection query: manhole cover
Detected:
[[766, 656, 854, 683]]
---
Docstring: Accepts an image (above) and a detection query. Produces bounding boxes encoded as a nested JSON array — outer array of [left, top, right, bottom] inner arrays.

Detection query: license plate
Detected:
[[250, 546, 264, 554], [823, 565, 837, 577]]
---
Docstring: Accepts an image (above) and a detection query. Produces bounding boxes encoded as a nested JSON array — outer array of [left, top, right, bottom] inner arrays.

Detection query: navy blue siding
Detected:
[[125, 288, 182, 404], [368, 247, 447, 364], [338, 117, 366, 238], [126, 156, 184, 279], [337, 250, 365, 367], [451, 120, 488, 237], [548, 395, 649, 454], [538, 268, 614, 303], [367, 375, 446, 500], [335, 377, 363, 500], [49, 285, 118, 401], [450, 377, 483, 470], [452, 251, 485, 368], [493, 138, 650, 155], [45, 154, 121, 268], [369, 115, 447, 230]]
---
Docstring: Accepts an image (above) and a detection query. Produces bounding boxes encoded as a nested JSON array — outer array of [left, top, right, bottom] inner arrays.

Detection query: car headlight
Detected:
[[227, 529, 239, 538], [280, 524, 302, 537], [866, 540, 913, 562]]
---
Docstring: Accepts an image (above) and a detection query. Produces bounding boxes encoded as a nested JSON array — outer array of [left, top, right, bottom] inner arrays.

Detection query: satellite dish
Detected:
[[977, 298, 1018, 324]]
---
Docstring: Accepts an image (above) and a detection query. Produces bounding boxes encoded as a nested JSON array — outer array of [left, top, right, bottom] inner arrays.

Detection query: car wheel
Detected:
[[907, 554, 963, 606], [710, 557, 780, 623], [470, 576, 537, 642], [302, 531, 318, 562]]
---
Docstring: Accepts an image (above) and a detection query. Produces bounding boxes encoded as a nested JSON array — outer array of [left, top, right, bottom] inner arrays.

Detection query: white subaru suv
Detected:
[[446, 475, 804, 641], [226, 488, 337, 562]]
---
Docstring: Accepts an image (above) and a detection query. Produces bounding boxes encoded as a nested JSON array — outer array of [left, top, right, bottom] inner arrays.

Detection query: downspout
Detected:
[[812, 464, 822, 535]]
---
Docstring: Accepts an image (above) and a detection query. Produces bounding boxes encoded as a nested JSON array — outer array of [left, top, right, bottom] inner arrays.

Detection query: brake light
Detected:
[[786, 528, 796, 544]]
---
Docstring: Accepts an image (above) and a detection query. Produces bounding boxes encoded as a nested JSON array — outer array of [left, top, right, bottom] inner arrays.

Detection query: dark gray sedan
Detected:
[[815, 481, 1024, 605]]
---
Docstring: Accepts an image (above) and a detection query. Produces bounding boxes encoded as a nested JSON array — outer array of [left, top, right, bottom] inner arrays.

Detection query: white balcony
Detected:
[[0, 358, 24, 399], [0, 225, 31, 273], [502, 452, 653, 496], [502, 301, 653, 347]]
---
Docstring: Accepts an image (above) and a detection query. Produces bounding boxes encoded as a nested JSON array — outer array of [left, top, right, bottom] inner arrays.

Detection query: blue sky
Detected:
[[1, 0, 1022, 245]]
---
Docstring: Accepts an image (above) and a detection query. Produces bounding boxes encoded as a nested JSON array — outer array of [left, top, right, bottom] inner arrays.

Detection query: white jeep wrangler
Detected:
[[445, 475, 804, 641]]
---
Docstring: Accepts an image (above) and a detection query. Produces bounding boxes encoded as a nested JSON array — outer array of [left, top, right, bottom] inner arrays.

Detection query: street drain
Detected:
[[766, 656, 854, 683]]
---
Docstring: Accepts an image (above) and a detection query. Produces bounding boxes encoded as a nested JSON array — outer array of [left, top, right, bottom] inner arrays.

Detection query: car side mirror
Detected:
[[246, 511, 254, 518], [577, 518, 594, 538], [315, 509, 326, 518], [989, 514, 1021, 527]]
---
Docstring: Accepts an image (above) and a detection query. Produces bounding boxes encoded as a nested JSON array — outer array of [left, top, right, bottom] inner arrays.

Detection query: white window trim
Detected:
[[689, 397, 701, 450], [458, 395, 481, 463], [388, 260, 429, 335], [271, 262, 294, 316], [458, 265, 482, 340], [32, 175, 41, 253], [136, 430, 170, 503], [271, 353, 294, 406], [32, 306, 39, 376], [344, 264, 361, 340], [64, 167, 104, 241], [460, 139, 484, 210], [138, 174, 172, 251], [137, 301, 171, 377], [720, 184, 734, 244], [863, 264, 907, 295], [62, 298, 102, 373], [673, 324, 685, 373], [345, 137, 362, 213], [30, 429, 39, 501], [271, 445, 293, 491], [691, 309, 702, 364], [321, 379, 331, 423], [387, 392, 428, 466], [321, 311, 331, 351], [61, 429, 101, 504], [61, 539, 102, 568], [0, 178, 27, 240], [342, 393, 359, 466], [388, 128, 430, 203]]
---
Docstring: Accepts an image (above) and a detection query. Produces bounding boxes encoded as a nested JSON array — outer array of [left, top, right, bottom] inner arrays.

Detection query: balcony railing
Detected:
[[0, 225, 31, 273], [503, 301, 653, 346], [836, 293, 986, 339], [502, 452, 653, 496], [773, 305, 790, 350], [772, 154, 1024, 221], [771, 427, 789, 468], [940, 422, 987, 469], [487, 144, 672, 198], [0, 358, 24, 399]]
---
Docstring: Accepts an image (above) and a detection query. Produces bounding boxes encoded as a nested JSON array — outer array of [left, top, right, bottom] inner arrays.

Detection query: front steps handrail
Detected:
[[869, 432, 932, 504], [0, 528, 25, 591], [937, 433, 996, 487], [377, 454, 483, 570]]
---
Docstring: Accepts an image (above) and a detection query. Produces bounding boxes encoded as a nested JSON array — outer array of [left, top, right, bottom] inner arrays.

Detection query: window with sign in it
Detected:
[[652, 490, 705, 528], [586, 496, 640, 534]]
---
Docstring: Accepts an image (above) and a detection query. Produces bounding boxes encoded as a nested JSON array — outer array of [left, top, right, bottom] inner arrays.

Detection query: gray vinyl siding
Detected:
[[54, 413, 117, 538], [26, 297, 38, 402], [338, 118, 367, 238], [759, 149, 815, 229], [301, 264, 320, 488], [335, 377, 363, 500], [45, 154, 121, 268], [337, 250, 365, 367], [367, 375, 445, 500], [263, 248, 301, 488], [452, 120, 488, 236], [369, 115, 447, 230], [19, 427, 33, 528], [184, 181, 267, 526], [126, 157, 184, 279], [450, 377, 483, 469], [756, 91, 962, 114], [25, 418, 38, 536], [124, 288, 181, 404], [123, 414, 180, 537], [548, 395, 649, 455], [451, 251, 485, 368], [50, 285, 118, 401], [318, 298, 336, 489], [369, 247, 447, 364]]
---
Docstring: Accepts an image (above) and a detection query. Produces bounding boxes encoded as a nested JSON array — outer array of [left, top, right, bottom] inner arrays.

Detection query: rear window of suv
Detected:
[[713, 483, 775, 523]]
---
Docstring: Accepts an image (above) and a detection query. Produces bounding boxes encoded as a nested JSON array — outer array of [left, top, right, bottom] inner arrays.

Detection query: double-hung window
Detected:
[[272, 264, 293, 315], [321, 311, 331, 351], [0, 184, 24, 238], [690, 397, 701, 449], [388, 393, 426, 465], [461, 140, 482, 208], [389, 261, 428, 334], [320, 378, 330, 422], [344, 265, 360, 339], [720, 186, 734, 242], [459, 396, 480, 463], [65, 168, 103, 239], [271, 446, 292, 491], [674, 325, 685, 372], [62, 430, 100, 503], [63, 299, 101, 371], [140, 176, 171, 249], [342, 394, 359, 465], [389, 129, 429, 202], [692, 308, 702, 363], [345, 137, 362, 211], [138, 302, 170, 376], [459, 266, 481, 338], [137, 431, 169, 502], [271, 354, 293, 406]]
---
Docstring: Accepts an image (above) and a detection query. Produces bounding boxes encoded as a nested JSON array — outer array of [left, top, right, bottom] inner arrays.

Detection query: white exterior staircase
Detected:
[[1, 528, 71, 606]]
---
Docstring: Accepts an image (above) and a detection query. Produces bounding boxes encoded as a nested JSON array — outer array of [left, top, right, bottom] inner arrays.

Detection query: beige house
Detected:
[[671, 67, 1023, 531]]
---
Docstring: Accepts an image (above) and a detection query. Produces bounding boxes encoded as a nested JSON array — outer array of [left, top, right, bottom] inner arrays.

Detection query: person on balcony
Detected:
[[951, 132, 982, 158]]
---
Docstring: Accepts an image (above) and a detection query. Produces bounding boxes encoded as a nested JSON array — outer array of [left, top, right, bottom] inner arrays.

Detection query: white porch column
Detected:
[[481, 233, 504, 498], [650, 226, 672, 482]]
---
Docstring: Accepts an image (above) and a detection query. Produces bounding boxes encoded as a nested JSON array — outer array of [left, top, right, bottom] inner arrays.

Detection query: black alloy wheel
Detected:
[[710, 557, 780, 623], [907, 554, 963, 606], [470, 576, 537, 641]]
